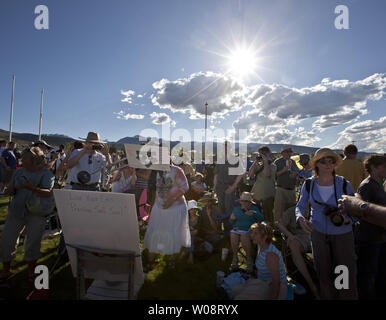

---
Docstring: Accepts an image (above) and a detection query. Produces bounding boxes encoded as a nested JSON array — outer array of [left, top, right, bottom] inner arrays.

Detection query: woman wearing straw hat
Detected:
[[296, 148, 358, 299], [229, 192, 264, 273], [0, 147, 55, 282]]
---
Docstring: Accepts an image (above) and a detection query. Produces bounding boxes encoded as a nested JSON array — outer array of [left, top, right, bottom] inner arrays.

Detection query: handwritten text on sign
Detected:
[[67, 192, 128, 216]]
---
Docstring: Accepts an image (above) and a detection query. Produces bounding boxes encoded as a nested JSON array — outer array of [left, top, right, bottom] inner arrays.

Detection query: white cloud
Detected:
[[312, 108, 367, 130], [121, 89, 135, 104], [246, 74, 385, 123], [232, 73, 385, 145], [150, 112, 176, 127], [137, 94, 143, 98], [114, 110, 144, 120], [330, 117, 386, 153], [151, 71, 247, 119]]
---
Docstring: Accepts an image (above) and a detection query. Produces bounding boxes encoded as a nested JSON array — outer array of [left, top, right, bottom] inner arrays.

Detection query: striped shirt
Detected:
[[256, 243, 287, 283]]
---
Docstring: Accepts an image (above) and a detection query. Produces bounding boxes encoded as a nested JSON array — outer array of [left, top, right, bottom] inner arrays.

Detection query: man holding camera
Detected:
[[67, 132, 111, 191], [248, 146, 276, 225]]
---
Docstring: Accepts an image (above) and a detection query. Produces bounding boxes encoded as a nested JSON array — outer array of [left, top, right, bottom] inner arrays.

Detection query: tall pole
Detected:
[[204, 102, 208, 144], [9, 75, 15, 142], [39, 88, 44, 140]]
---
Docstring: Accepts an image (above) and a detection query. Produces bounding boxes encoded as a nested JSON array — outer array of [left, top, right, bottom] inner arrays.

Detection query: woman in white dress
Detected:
[[143, 165, 191, 257]]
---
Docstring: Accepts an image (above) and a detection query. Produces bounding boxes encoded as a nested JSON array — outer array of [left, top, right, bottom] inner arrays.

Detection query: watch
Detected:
[[358, 202, 368, 218]]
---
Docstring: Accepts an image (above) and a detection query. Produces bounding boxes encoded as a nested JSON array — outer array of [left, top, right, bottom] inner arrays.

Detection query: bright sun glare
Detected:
[[227, 47, 258, 78]]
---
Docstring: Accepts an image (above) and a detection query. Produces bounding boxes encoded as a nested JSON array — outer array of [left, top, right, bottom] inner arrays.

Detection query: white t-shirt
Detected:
[[111, 173, 133, 193], [68, 149, 106, 184], [316, 184, 334, 203], [56, 153, 66, 169]]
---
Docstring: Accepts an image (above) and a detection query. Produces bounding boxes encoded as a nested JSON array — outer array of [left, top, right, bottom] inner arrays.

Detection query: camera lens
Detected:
[[330, 213, 344, 227]]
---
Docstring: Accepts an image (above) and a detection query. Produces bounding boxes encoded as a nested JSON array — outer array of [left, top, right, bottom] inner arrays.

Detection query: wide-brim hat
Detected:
[[198, 192, 218, 203], [236, 192, 256, 205], [79, 132, 106, 144], [309, 148, 342, 169], [281, 145, 293, 153], [33, 140, 54, 149]]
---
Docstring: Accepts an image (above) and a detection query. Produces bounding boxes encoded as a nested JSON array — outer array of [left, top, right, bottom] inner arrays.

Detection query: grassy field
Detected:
[[0, 195, 315, 300]]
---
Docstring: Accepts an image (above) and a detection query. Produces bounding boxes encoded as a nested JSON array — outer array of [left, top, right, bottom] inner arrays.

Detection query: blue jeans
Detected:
[[357, 242, 386, 299]]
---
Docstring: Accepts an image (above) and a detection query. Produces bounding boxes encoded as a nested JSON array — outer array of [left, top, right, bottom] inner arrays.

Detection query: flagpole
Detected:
[[205, 102, 208, 144], [9, 75, 15, 142], [204, 102, 208, 163], [39, 88, 44, 140]]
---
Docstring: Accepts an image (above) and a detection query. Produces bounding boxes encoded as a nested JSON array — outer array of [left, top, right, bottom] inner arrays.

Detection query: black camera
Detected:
[[324, 206, 348, 227], [255, 153, 263, 162], [92, 144, 103, 151]]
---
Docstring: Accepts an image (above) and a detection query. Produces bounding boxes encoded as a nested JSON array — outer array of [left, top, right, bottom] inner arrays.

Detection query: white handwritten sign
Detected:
[[53, 189, 144, 297]]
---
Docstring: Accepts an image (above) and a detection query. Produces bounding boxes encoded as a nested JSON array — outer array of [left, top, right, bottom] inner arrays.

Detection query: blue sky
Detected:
[[0, 0, 385, 152]]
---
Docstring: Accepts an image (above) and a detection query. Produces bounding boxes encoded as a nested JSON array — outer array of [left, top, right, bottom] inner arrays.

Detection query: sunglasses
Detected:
[[318, 157, 336, 165], [88, 155, 92, 165]]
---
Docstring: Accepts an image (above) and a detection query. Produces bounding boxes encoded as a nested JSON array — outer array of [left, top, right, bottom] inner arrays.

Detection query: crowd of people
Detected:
[[0, 132, 385, 300]]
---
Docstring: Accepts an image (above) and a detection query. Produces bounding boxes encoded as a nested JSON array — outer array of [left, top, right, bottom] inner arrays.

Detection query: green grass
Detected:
[[0, 197, 315, 300]]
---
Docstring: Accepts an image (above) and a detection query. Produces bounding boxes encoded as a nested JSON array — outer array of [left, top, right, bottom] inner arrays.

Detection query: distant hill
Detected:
[[0, 128, 374, 158], [0, 129, 76, 148]]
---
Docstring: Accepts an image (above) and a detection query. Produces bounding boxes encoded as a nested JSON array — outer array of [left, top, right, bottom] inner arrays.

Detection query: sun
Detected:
[[227, 47, 258, 78]]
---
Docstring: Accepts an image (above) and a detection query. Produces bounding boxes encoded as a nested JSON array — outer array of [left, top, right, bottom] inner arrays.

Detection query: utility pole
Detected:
[[39, 88, 44, 140], [9, 75, 15, 142], [204, 102, 208, 144]]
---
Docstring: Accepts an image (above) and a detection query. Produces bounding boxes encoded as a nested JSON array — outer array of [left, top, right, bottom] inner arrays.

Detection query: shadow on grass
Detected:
[[138, 237, 231, 300]]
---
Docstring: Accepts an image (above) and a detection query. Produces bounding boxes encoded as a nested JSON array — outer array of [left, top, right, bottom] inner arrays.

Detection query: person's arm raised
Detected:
[[67, 148, 89, 169]]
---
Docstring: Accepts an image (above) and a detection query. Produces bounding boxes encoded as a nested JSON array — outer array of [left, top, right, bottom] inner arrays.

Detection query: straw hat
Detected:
[[198, 192, 218, 203], [237, 192, 256, 205], [33, 140, 54, 149], [309, 148, 342, 169], [187, 200, 202, 211], [79, 132, 105, 144]]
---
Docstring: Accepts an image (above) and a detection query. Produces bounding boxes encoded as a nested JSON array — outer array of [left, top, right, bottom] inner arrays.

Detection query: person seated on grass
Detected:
[[232, 222, 288, 300], [190, 173, 208, 201], [180, 200, 202, 264], [277, 206, 319, 299], [229, 192, 264, 273], [196, 192, 223, 247], [0, 147, 55, 282]]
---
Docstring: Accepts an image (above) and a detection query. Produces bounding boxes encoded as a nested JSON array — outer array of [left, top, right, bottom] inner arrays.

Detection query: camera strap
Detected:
[[310, 177, 340, 207]]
